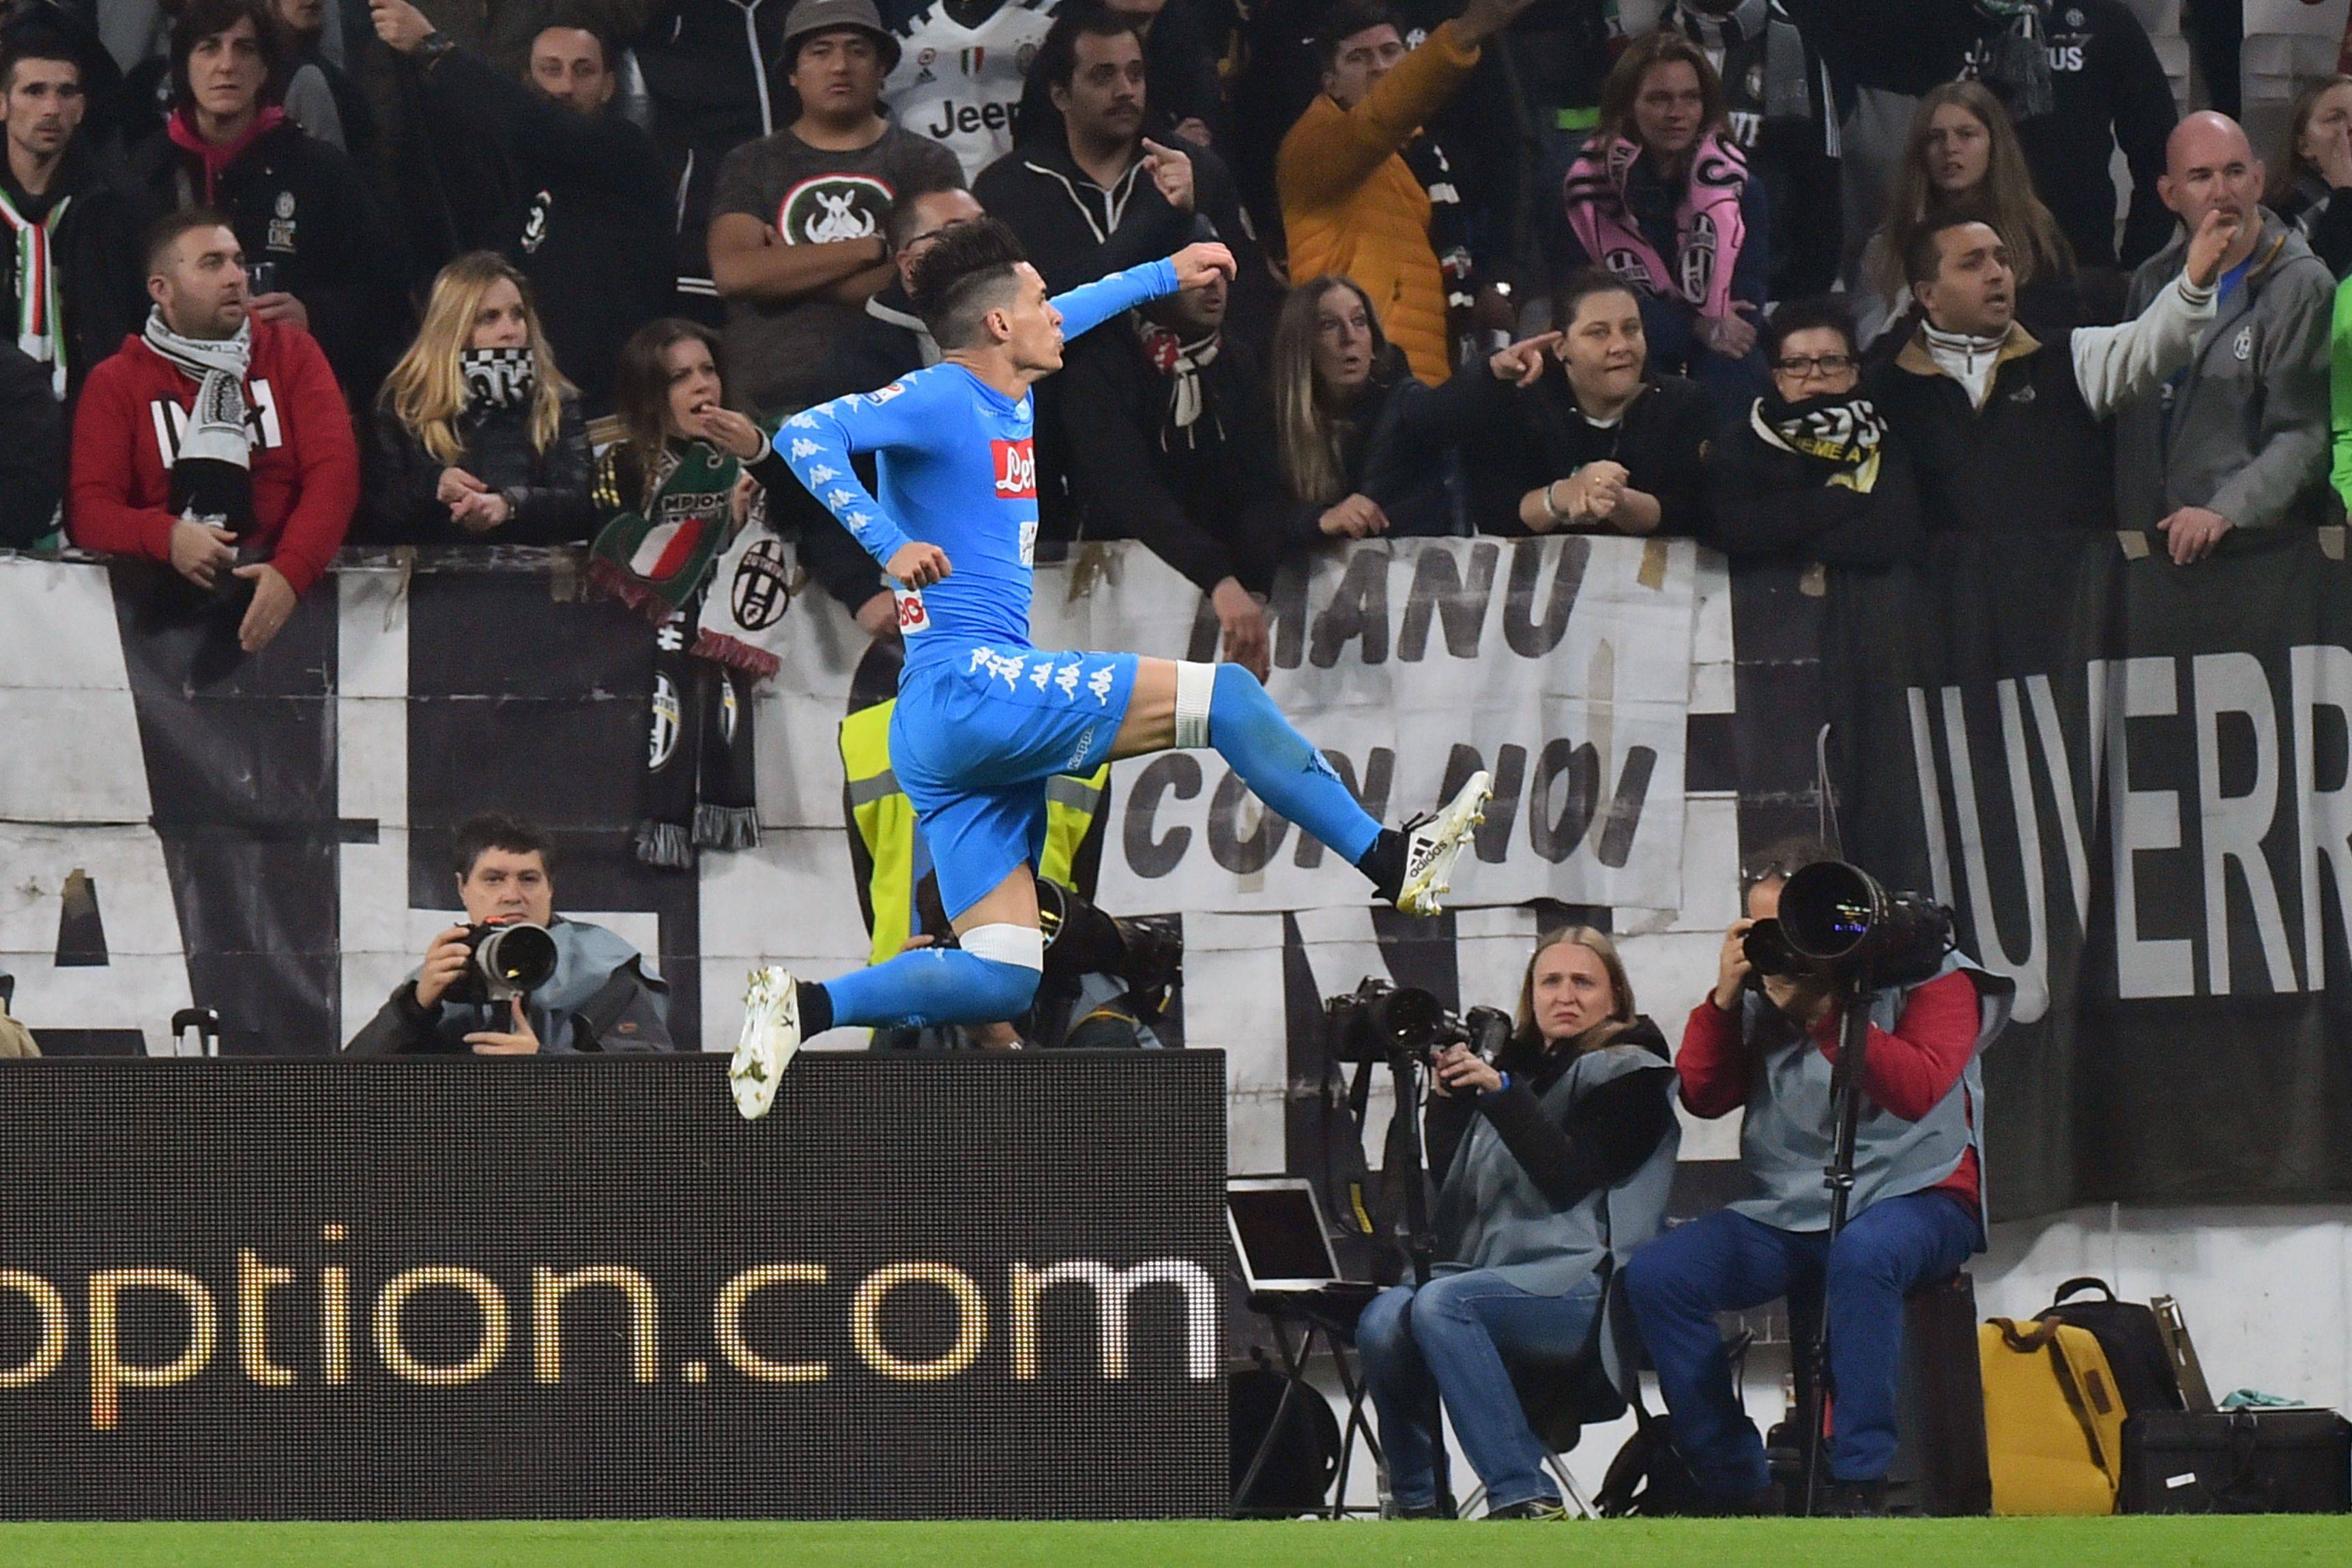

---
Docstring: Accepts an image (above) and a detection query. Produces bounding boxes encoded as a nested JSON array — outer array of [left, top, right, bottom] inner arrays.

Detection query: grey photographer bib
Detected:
[[1432, 1041, 1679, 1298], [1729, 950, 2007, 1235], [424, 918, 652, 1054]]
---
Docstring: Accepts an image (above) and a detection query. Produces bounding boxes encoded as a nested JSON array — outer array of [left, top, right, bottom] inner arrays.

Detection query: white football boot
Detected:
[[1394, 770, 1492, 917], [729, 966, 803, 1119]]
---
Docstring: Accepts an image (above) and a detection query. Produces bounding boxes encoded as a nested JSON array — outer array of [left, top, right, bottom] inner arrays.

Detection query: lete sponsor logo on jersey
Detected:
[[991, 437, 1036, 499]]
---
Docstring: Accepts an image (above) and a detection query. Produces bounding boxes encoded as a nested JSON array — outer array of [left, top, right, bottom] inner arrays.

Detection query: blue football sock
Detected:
[[1207, 662, 1381, 866], [821, 946, 1041, 1029]]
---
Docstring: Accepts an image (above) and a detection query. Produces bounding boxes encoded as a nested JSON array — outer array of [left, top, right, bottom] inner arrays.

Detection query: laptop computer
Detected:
[[1227, 1176, 1380, 1303]]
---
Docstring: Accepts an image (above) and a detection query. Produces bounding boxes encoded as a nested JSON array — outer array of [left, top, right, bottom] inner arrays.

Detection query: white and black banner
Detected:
[[1086, 537, 1696, 916], [10, 526, 2349, 1215]]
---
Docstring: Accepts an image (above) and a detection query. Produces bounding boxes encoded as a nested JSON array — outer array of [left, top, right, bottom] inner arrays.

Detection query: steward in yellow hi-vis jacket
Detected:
[[838, 697, 1106, 968]]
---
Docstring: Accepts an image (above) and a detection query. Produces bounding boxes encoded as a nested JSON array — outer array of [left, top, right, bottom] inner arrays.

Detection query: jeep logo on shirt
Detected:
[[991, 437, 1036, 499], [923, 98, 1014, 139]]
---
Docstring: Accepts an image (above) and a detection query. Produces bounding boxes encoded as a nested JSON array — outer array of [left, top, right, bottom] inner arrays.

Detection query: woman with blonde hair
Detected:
[[370, 251, 592, 544], [1264, 275, 1453, 554], [2269, 73, 2352, 279], [1850, 82, 2076, 349], [1352, 925, 1679, 1519]]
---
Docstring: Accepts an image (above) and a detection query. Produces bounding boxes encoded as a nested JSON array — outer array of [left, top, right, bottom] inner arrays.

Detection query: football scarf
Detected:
[[1751, 390, 1887, 493], [588, 439, 735, 619], [0, 187, 69, 398]]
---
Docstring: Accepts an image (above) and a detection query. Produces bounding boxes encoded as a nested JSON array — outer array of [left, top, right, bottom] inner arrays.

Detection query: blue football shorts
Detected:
[[888, 642, 1139, 920]]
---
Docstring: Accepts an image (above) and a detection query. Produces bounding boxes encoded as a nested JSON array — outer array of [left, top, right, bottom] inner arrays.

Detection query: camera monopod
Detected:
[[1774, 859, 1956, 1517]]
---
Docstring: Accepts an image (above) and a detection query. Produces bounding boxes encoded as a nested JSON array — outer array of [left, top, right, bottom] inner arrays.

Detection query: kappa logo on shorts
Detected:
[[991, 438, 1037, 499]]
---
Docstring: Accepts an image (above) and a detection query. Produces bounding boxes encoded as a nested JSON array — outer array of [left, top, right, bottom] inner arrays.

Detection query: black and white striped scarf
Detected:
[[462, 346, 536, 410], [143, 307, 255, 525]]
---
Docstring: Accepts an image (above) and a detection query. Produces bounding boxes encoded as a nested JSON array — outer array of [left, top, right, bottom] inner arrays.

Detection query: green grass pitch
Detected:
[[2, 1517, 2348, 1567]]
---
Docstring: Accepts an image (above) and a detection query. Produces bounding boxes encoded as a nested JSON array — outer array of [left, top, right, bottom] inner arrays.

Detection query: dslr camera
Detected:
[[441, 921, 559, 1005], [1324, 978, 1513, 1065]]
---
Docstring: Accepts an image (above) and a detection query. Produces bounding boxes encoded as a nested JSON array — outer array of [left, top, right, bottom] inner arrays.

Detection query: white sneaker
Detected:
[[1394, 770, 1491, 917], [730, 966, 802, 1120]]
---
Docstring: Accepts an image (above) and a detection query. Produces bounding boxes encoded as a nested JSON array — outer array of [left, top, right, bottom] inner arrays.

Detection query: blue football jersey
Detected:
[[777, 257, 1180, 667]]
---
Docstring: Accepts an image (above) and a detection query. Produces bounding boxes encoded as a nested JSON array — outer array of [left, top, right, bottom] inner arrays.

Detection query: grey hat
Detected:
[[781, 0, 902, 73]]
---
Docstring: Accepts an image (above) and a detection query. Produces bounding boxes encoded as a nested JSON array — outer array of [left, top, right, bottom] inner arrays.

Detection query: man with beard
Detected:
[[1865, 205, 2239, 542], [371, 0, 674, 414], [972, 8, 1260, 300], [69, 209, 359, 656], [0, 29, 148, 405]]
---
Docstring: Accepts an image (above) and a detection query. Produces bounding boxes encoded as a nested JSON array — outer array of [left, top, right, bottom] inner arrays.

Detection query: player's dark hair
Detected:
[[452, 813, 556, 880], [1314, 0, 1401, 70], [1030, 5, 1142, 95], [907, 217, 1031, 349]]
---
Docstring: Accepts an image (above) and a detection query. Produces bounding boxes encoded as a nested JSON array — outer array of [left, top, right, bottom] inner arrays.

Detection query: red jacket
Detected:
[[1679, 970, 1984, 1212], [68, 320, 359, 595]]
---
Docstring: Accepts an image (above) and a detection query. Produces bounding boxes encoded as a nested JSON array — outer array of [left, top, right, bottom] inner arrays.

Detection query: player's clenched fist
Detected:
[[1170, 242, 1236, 291], [888, 542, 952, 588]]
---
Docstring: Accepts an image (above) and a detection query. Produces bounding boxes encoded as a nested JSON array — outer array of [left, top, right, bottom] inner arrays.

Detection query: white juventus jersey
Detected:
[[884, 0, 1059, 182]]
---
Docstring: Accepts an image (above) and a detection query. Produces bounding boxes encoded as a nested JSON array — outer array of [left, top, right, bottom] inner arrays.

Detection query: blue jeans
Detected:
[[1622, 1191, 1979, 1496], [1353, 1271, 1601, 1512]]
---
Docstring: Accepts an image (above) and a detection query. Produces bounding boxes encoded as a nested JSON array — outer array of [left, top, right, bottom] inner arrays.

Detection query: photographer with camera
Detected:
[[1621, 839, 2009, 1516], [1352, 929, 1679, 1521], [345, 814, 672, 1056]]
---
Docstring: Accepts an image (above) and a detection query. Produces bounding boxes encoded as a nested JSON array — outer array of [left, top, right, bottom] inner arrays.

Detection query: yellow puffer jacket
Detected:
[[1276, 21, 1481, 386]]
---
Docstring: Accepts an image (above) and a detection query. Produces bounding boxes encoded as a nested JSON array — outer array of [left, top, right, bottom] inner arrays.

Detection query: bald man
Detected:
[[2113, 111, 2334, 565]]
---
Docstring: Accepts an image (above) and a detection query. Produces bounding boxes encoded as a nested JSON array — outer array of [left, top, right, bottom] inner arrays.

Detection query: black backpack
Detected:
[[2040, 1277, 2185, 1417], [1230, 1359, 1342, 1513]]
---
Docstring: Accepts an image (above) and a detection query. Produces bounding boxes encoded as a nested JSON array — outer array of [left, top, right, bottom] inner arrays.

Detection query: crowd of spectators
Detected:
[[1, 0, 2348, 652]]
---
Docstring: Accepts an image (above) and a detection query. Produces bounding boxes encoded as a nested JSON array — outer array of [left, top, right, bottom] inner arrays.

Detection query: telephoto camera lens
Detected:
[[1324, 979, 1450, 1062], [1777, 862, 1954, 986], [461, 923, 559, 1002]]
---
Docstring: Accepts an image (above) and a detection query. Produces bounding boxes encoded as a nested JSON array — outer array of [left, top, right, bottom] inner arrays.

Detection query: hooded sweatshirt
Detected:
[[2114, 212, 2335, 534], [68, 317, 360, 596]]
